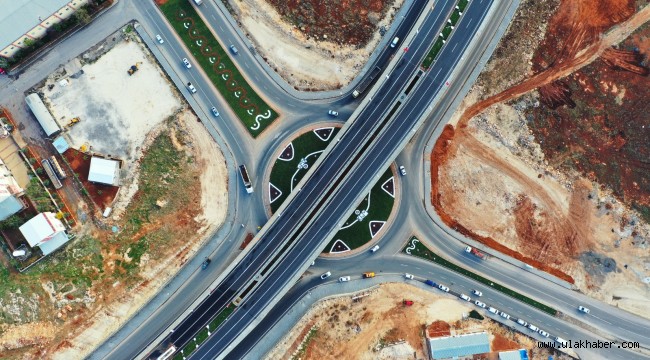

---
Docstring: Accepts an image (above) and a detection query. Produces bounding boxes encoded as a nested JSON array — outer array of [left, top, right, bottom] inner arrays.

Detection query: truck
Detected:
[[239, 165, 253, 193], [352, 66, 381, 98], [465, 246, 486, 260]]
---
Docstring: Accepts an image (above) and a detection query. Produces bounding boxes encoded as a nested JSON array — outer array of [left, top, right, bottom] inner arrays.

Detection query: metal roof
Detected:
[[0, 0, 71, 49], [428, 332, 490, 359], [38, 231, 70, 255], [88, 157, 119, 185], [25, 93, 61, 137], [499, 349, 529, 360], [19, 212, 66, 247]]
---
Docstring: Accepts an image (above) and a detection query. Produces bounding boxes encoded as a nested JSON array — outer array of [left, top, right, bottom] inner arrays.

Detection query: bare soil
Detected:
[[430, 0, 650, 317]]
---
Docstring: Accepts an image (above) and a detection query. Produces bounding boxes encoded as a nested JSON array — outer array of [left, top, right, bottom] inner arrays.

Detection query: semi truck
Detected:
[[465, 246, 487, 260], [352, 66, 381, 98], [239, 165, 253, 193]]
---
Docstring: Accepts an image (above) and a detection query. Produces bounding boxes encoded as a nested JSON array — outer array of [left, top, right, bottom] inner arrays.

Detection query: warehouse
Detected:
[[25, 93, 61, 137]]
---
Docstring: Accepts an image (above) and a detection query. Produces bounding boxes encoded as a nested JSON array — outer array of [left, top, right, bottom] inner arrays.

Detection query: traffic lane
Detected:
[[175, 0, 474, 354]]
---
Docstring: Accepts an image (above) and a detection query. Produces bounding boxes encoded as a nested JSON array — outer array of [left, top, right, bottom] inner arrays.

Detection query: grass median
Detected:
[[174, 305, 235, 359], [158, 0, 277, 137], [403, 237, 557, 316]]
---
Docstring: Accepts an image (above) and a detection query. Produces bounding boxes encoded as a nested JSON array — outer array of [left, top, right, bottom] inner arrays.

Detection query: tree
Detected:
[[0, 215, 26, 229], [23, 38, 35, 47], [0, 57, 8, 69], [74, 8, 91, 25]]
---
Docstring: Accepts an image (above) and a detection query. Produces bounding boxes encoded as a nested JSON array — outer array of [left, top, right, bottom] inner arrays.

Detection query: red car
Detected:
[[0, 68, 6, 75]]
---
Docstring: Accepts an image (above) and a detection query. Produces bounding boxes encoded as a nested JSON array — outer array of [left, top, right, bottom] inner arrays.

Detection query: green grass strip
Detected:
[[159, 0, 277, 137], [421, 0, 467, 70], [403, 237, 557, 316], [174, 305, 236, 359]]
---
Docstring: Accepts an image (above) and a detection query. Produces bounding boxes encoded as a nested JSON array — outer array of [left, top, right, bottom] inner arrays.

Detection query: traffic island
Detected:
[[267, 125, 397, 254], [157, 0, 278, 137]]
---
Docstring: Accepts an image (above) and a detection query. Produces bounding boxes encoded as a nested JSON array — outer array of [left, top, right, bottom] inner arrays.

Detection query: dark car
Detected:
[[201, 258, 211, 269]]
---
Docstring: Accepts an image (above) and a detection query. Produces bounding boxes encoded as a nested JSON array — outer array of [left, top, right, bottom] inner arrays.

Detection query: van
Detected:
[[390, 36, 400, 48]]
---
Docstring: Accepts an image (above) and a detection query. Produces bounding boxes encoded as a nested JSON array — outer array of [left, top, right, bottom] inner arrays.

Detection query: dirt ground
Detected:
[[431, 0, 650, 318], [225, 0, 404, 90], [0, 29, 229, 359], [266, 283, 564, 360]]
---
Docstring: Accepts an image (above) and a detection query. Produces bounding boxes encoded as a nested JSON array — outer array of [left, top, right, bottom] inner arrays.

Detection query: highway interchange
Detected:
[[1, 0, 649, 359]]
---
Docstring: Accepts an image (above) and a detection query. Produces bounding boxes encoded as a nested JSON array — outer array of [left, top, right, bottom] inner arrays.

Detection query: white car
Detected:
[[459, 294, 471, 302], [472, 289, 483, 297], [399, 165, 406, 176], [182, 57, 192, 69], [474, 300, 486, 308], [339, 276, 350, 282], [211, 106, 220, 117], [538, 329, 550, 338], [499, 311, 511, 320], [156, 34, 164, 44], [465, 246, 472, 253], [186, 82, 197, 93], [527, 324, 539, 332], [320, 271, 331, 280], [516, 319, 528, 327], [488, 306, 498, 314], [404, 273, 414, 280], [437, 284, 450, 292], [370, 245, 380, 252], [328, 110, 339, 117], [578, 305, 590, 314]]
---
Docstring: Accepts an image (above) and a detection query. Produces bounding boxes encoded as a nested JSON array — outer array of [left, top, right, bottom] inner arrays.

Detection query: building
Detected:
[[25, 93, 62, 137], [427, 331, 490, 359], [19, 212, 69, 256], [0, 0, 90, 59], [0, 158, 25, 221], [499, 349, 530, 360], [88, 157, 120, 185]]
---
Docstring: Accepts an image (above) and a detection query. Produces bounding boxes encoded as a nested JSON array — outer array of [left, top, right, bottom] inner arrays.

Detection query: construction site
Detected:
[[430, 0, 650, 318]]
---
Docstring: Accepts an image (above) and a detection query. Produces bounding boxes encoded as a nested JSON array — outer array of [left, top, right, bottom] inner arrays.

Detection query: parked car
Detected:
[[527, 324, 539, 332], [320, 271, 331, 280], [459, 294, 471, 302], [182, 57, 192, 69], [488, 307, 499, 314], [328, 110, 339, 117], [402, 299, 414, 306], [474, 300, 486, 308], [425, 279, 436, 287], [437, 284, 450, 292], [516, 319, 528, 327], [156, 34, 164, 44], [201, 258, 211, 269], [499, 311, 511, 320], [578, 305, 590, 314], [399, 165, 406, 176], [362, 272, 375, 278], [187, 82, 197, 93], [404, 273, 414, 280], [211, 106, 220, 117], [230, 44, 239, 55], [370, 245, 380, 252], [339, 276, 350, 282], [472, 289, 483, 297], [538, 329, 550, 338]]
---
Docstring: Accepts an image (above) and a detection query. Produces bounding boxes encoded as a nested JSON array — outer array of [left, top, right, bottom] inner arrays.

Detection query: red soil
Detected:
[[62, 149, 119, 210], [491, 332, 520, 352], [427, 320, 451, 338]]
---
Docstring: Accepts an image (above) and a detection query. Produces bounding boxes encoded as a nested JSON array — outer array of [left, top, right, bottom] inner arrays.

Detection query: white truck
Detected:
[[239, 165, 253, 193]]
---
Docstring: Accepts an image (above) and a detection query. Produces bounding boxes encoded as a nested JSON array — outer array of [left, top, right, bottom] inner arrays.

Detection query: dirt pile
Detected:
[[266, 0, 389, 46]]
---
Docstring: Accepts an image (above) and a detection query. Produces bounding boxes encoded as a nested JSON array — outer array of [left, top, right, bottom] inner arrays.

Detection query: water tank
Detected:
[[12, 249, 26, 257]]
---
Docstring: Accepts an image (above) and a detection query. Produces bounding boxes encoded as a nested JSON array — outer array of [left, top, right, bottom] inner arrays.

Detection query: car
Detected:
[[390, 36, 400, 48], [363, 272, 375, 278], [156, 34, 164, 44], [425, 279, 436, 287], [474, 300, 486, 308], [399, 165, 406, 176], [182, 57, 192, 69], [187, 82, 197, 93], [311, 260, 315, 266], [328, 110, 339, 117], [499, 311, 511, 320], [230, 44, 239, 54], [472, 289, 483, 297], [527, 324, 539, 332], [404, 273, 414, 280], [459, 294, 471, 302], [211, 106, 220, 117], [320, 271, 332, 280], [201, 258, 211, 269], [437, 284, 450, 292], [487, 306, 498, 314], [339, 276, 350, 282], [538, 329, 550, 338], [465, 246, 472, 253], [516, 319, 528, 327], [578, 305, 590, 314], [370, 245, 380, 252]]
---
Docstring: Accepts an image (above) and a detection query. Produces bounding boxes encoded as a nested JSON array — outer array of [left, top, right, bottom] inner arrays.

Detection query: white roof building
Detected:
[[25, 93, 61, 137], [19, 212, 69, 256], [88, 157, 120, 185]]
